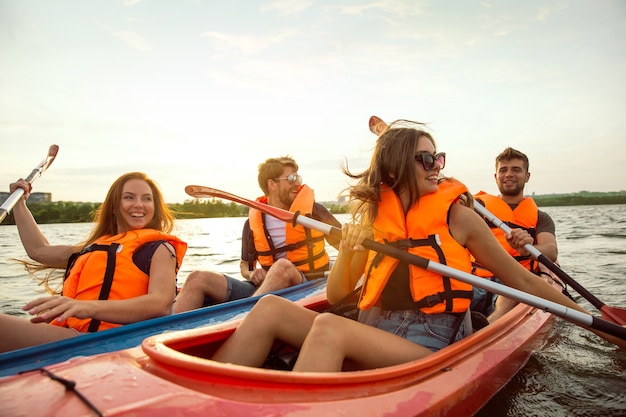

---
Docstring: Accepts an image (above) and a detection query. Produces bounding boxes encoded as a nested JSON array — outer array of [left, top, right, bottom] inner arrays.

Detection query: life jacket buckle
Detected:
[[424, 293, 444, 307]]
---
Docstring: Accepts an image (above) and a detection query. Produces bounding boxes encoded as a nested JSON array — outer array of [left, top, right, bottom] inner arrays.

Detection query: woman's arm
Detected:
[[327, 224, 370, 305], [11, 180, 75, 267], [28, 242, 179, 325]]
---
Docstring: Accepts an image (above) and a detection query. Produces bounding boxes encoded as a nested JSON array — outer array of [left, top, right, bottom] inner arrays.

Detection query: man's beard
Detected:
[[499, 183, 523, 196], [279, 189, 295, 207]]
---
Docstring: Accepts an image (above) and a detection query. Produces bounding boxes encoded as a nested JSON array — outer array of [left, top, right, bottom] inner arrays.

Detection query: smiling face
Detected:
[[116, 178, 155, 231], [414, 135, 442, 197], [495, 157, 529, 201], [372, 125, 442, 211], [268, 166, 302, 209]]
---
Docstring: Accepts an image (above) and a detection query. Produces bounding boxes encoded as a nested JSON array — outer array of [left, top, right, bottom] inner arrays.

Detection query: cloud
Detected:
[[324, 1, 429, 18], [260, 0, 313, 15], [122, 0, 143, 7], [536, 3, 567, 22], [112, 30, 152, 51], [201, 30, 296, 55]]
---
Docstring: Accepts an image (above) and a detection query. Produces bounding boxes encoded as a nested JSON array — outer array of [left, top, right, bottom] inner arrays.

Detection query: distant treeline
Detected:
[[0, 199, 351, 225], [1, 192, 624, 225], [2, 201, 101, 224], [532, 191, 626, 207]]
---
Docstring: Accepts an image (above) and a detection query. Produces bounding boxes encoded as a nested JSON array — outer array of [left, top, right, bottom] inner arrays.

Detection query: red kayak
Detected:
[[0, 269, 564, 417]]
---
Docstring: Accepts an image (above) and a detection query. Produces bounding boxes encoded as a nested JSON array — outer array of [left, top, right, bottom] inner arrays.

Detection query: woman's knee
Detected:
[[254, 294, 289, 312], [246, 295, 293, 328], [307, 312, 344, 344]]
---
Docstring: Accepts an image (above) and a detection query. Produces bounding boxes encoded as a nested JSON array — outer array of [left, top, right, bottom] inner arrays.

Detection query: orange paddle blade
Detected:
[[601, 306, 626, 325], [369, 115, 389, 136]]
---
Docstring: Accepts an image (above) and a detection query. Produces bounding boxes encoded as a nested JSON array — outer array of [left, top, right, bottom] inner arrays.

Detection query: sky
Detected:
[[1, 0, 625, 205]]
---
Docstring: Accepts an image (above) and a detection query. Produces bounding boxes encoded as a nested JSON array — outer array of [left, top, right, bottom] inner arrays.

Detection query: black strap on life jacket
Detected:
[[257, 213, 278, 258], [386, 235, 473, 312], [65, 242, 120, 333], [255, 213, 328, 273]]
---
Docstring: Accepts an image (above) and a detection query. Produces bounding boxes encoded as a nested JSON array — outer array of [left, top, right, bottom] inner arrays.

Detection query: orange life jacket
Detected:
[[55, 229, 187, 332], [359, 178, 473, 314], [249, 185, 330, 273], [472, 192, 539, 276]]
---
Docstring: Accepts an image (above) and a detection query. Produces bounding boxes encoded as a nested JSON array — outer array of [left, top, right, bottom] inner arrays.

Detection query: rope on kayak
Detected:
[[22, 368, 104, 417]]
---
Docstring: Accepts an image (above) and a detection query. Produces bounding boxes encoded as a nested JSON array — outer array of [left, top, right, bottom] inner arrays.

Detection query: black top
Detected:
[[132, 240, 169, 275]]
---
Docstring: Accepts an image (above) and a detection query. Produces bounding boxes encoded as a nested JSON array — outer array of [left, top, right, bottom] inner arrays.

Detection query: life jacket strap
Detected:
[[86, 243, 120, 332]]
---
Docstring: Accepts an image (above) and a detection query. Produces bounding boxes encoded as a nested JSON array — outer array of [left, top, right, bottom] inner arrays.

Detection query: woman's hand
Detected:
[[23, 296, 93, 325], [327, 223, 372, 305], [340, 223, 373, 252], [9, 179, 32, 200]]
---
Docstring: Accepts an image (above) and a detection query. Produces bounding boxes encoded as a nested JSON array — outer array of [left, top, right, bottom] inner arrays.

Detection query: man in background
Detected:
[[173, 156, 340, 313], [471, 147, 558, 322]]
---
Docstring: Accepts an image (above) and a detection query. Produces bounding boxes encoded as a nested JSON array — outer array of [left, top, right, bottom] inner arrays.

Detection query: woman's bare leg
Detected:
[[211, 295, 318, 367], [0, 314, 79, 353], [293, 313, 433, 372]]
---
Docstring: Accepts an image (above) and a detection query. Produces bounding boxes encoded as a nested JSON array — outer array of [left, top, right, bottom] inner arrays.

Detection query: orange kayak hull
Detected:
[[0, 275, 563, 417]]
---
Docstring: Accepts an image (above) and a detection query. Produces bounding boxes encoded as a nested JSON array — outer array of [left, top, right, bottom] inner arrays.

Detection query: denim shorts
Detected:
[[202, 275, 257, 307], [374, 309, 468, 352]]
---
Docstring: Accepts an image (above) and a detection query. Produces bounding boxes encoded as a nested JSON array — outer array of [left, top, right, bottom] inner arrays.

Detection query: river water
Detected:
[[1, 207, 625, 416]]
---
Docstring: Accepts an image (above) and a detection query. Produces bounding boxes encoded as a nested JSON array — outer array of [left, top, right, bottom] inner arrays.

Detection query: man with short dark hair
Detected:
[[471, 147, 558, 322]]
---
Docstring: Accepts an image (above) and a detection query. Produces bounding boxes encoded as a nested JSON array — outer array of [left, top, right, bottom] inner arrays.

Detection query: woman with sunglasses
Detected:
[[210, 119, 622, 372]]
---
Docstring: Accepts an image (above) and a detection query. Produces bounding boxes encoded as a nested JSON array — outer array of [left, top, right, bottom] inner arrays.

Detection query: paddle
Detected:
[[0, 144, 59, 224], [185, 185, 626, 342], [473, 201, 626, 325]]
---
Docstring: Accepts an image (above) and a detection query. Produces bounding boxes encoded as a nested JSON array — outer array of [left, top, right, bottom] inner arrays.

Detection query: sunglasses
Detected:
[[415, 152, 446, 171], [273, 174, 303, 184]]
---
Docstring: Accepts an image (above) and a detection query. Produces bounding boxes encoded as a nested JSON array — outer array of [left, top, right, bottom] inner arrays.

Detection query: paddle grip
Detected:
[[590, 317, 626, 340]]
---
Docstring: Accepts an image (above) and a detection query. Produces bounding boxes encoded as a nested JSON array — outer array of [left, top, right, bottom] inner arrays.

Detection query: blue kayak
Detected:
[[0, 278, 327, 377]]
